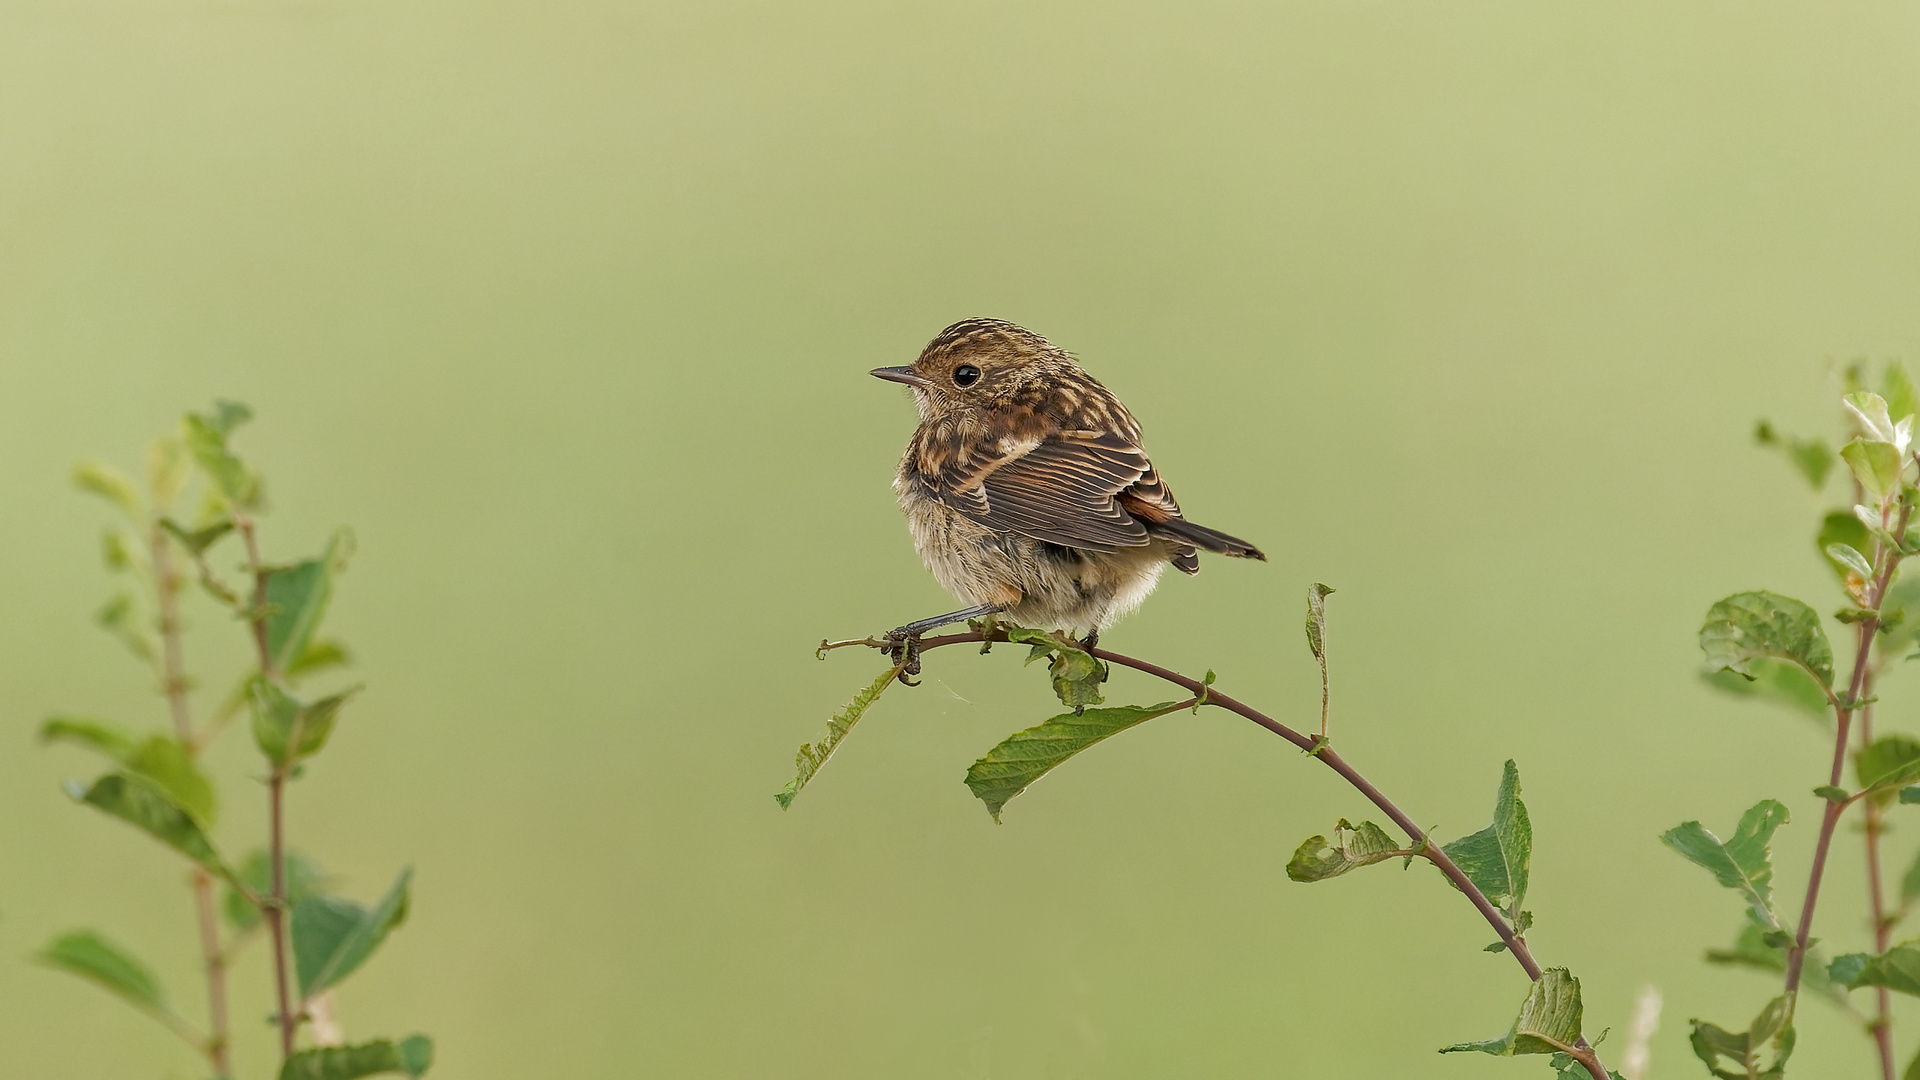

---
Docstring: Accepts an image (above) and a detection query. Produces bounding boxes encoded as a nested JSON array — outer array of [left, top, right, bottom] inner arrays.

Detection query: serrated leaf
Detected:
[[1440, 967, 1585, 1056], [251, 680, 357, 767], [1831, 945, 1920, 996], [1286, 819, 1411, 882], [1661, 800, 1789, 928], [1827, 543, 1875, 579], [72, 460, 145, 518], [776, 663, 901, 809], [293, 867, 412, 998], [39, 715, 139, 762], [1843, 438, 1905, 499], [36, 930, 168, 1015], [1440, 760, 1531, 925], [72, 772, 239, 887], [224, 849, 330, 932], [278, 1035, 432, 1080], [964, 701, 1186, 821], [1700, 591, 1835, 689]]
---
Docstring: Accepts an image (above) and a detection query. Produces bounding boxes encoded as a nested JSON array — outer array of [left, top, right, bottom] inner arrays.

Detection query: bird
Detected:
[[871, 317, 1264, 673]]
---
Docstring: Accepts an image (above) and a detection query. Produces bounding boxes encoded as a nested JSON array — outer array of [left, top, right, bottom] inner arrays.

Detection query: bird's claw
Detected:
[[885, 628, 923, 685]]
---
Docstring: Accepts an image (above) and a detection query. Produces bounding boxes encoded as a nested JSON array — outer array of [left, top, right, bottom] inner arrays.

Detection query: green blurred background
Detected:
[[4, 0, 1920, 1076]]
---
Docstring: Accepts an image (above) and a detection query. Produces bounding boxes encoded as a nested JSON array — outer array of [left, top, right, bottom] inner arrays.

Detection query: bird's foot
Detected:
[[884, 627, 923, 685], [1078, 629, 1100, 653]]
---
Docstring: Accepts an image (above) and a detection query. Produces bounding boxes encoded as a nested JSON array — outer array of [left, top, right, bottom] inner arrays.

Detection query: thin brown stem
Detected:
[[236, 508, 296, 1059], [859, 628, 1610, 1080], [1785, 495, 1914, 1002], [266, 771, 293, 1058], [1861, 695, 1898, 1080], [151, 524, 233, 1079]]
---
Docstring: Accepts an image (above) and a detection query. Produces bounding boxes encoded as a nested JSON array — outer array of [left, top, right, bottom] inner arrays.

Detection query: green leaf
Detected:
[[1881, 576, 1920, 655], [1819, 511, 1874, 581], [71, 772, 239, 887], [1902, 847, 1920, 907], [94, 590, 157, 663], [293, 867, 413, 998], [1843, 438, 1905, 499], [159, 517, 235, 556], [1440, 760, 1531, 925], [1700, 591, 1835, 689], [38, 715, 139, 762], [1548, 1052, 1623, 1080], [1884, 361, 1920, 426], [1827, 543, 1874, 579], [1439, 967, 1585, 1056], [286, 639, 353, 680], [1847, 391, 1903, 444], [1004, 626, 1108, 709], [964, 701, 1186, 822], [278, 1035, 433, 1080], [72, 460, 145, 518], [265, 536, 346, 674], [776, 663, 902, 809], [251, 680, 357, 767], [182, 403, 260, 508], [1756, 421, 1835, 491], [1831, 945, 1920, 996], [1700, 661, 1831, 721], [1687, 997, 1795, 1080], [1860, 736, 1920, 792], [36, 930, 168, 1016], [1661, 800, 1789, 928], [1304, 583, 1334, 661], [224, 849, 330, 932], [1706, 924, 1846, 1003], [1286, 819, 1413, 882], [127, 735, 216, 825]]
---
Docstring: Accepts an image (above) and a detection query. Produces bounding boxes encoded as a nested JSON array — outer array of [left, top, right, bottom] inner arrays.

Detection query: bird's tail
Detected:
[[1150, 519, 1266, 563]]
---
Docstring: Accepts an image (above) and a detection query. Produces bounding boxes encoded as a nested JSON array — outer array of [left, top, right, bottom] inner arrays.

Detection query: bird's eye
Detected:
[[953, 364, 982, 387]]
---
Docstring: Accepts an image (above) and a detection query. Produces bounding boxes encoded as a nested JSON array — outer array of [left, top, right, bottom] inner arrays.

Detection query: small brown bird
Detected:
[[873, 317, 1265, 664]]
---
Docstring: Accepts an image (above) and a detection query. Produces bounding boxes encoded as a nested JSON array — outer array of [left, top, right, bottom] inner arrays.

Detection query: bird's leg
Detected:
[[886, 604, 1004, 684], [1079, 629, 1099, 652]]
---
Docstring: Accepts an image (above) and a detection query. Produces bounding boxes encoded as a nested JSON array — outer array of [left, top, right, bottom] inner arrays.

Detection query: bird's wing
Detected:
[[940, 431, 1179, 552]]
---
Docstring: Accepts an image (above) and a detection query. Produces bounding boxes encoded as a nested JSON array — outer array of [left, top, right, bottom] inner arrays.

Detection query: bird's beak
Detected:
[[870, 366, 933, 389]]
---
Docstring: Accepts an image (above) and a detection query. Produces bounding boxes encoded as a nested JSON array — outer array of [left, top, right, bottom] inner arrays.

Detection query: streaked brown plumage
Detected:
[[872, 318, 1264, 649]]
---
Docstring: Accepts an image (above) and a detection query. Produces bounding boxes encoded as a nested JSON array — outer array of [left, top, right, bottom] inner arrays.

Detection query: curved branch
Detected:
[[831, 628, 1611, 1080]]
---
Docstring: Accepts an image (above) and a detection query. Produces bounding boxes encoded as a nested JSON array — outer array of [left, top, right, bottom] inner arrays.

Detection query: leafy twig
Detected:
[[822, 627, 1615, 1080]]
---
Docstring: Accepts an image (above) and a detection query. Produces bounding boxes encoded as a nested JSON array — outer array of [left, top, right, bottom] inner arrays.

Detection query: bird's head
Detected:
[[871, 318, 1081, 421]]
